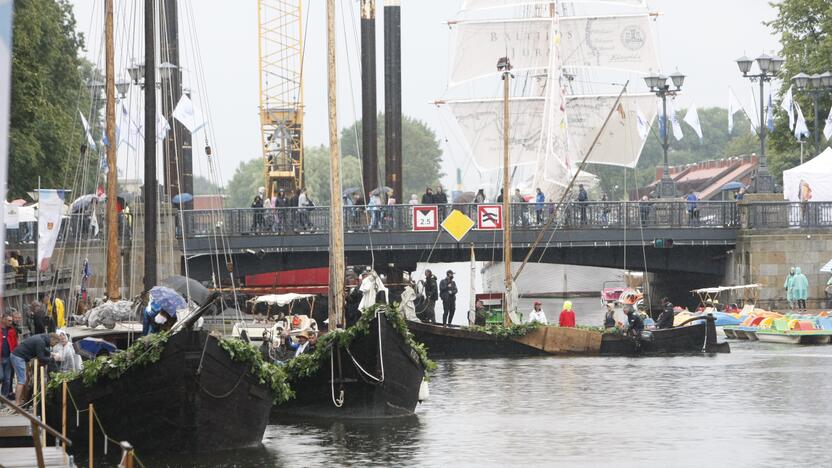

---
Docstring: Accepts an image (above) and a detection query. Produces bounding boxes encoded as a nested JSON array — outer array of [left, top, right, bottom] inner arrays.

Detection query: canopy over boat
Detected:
[[250, 293, 315, 307]]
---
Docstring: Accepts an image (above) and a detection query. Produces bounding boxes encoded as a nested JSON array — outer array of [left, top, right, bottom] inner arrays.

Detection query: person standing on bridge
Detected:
[[439, 270, 458, 326], [577, 184, 589, 225], [535, 188, 545, 225]]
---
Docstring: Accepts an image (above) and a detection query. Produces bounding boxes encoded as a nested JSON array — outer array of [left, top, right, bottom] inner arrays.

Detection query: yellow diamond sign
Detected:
[[441, 209, 475, 242]]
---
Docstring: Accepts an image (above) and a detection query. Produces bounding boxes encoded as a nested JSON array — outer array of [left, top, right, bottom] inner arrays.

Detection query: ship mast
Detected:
[[327, 0, 345, 328], [143, 0, 157, 290], [104, 0, 119, 300], [499, 56, 513, 327]]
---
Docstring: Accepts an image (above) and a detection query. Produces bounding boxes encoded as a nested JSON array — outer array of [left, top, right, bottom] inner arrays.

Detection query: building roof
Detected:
[[640, 155, 758, 200]]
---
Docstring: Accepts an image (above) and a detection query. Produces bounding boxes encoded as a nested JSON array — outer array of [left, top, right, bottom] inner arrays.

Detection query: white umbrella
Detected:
[[820, 258, 832, 273]]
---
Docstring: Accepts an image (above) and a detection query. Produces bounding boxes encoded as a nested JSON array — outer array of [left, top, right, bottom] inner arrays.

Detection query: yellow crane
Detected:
[[258, 0, 304, 197]]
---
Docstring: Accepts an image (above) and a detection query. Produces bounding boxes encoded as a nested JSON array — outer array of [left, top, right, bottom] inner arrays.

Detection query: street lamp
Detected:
[[127, 61, 145, 85], [644, 69, 685, 198], [735, 53, 783, 193], [792, 69, 832, 155], [115, 77, 131, 98], [87, 79, 105, 101]]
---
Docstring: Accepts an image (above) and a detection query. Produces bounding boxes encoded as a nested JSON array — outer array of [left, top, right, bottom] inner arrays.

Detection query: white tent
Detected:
[[783, 147, 832, 202]]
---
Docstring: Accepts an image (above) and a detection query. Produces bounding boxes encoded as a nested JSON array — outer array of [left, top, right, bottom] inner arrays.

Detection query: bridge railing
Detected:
[[746, 201, 832, 228], [174, 201, 740, 238]]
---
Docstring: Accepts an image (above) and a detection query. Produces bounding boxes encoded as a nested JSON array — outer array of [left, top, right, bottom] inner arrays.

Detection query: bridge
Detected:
[[173, 200, 832, 282]]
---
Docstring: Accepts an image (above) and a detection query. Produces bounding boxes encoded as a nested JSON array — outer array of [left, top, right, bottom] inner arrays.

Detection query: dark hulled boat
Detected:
[[406, 321, 546, 358], [50, 327, 275, 454], [600, 315, 730, 355], [275, 310, 426, 419]]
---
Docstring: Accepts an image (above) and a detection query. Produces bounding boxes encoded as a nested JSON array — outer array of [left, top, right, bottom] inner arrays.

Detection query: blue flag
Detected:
[[766, 92, 774, 132]]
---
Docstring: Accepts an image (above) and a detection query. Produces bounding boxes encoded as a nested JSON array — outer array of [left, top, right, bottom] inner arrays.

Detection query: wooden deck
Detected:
[[0, 415, 31, 437], [0, 446, 73, 467]]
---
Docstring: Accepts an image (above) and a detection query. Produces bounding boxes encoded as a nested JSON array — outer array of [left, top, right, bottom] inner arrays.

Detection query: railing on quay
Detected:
[[745, 201, 832, 228], [174, 201, 742, 238]]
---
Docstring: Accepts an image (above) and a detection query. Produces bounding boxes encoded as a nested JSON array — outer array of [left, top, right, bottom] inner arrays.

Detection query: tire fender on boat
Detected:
[[418, 378, 430, 402]]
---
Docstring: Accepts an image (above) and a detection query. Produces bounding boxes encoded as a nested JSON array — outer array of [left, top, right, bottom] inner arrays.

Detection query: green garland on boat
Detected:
[[467, 322, 541, 338], [284, 303, 436, 383], [218, 336, 293, 404]]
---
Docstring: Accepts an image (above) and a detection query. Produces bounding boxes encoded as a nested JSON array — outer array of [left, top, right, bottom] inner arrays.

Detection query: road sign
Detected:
[[477, 204, 503, 230], [441, 209, 475, 242], [413, 205, 438, 231]]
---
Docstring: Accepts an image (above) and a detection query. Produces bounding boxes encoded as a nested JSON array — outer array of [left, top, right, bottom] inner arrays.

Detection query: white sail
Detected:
[[565, 93, 656, 168], [461, 0, 647, 11], [449, 19, 551, 86], [448, 98, 544, 171], [559, 14, 658, 74]]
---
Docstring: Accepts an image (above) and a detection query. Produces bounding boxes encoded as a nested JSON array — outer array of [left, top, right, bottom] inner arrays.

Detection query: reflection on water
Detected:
[[108, 299, 832, 467]]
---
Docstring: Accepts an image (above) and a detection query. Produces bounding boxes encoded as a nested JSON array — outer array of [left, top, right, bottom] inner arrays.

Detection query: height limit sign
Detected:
[[477, 205, 503, 230], [413, 205, 438, 231]]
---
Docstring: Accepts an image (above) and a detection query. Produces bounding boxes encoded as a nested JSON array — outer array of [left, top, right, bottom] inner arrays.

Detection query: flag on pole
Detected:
[[780, 86, 795, 130], [636, 109, 649, 140], [117, 101, 142, 149], [728, 88, 743, 133], [79, 111, 97, 150], [683, 103, 703, 140], [669, 100, 684, 141], [823, 105, 832, 141], [766, 91, 775, 132], [794, 101, 810, 140], [37, 189, 67, 272], [156, 113, 170, 141], [89, 208, 99, 237], [172, 95, 206, 133], [657, 100, 666, 139]]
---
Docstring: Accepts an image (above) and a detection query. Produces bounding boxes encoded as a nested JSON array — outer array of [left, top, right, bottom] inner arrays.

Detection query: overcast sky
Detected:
[[69, 0, 780, 188]]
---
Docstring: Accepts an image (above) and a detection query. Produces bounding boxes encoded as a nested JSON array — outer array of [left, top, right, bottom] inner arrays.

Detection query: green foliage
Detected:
[[591, 108, 758, 199], [766, 0, 832, 179], [225, 158, 263, 208], [303, 145, 363, 205], [284, 303, 436, 384], [468, 322, 541, 338], [575, 325, 621, 336], [218, 337, 293, 404], [9, 0, 89, 198], [193, 175, 221, 196], [47, 333, 170, 393]]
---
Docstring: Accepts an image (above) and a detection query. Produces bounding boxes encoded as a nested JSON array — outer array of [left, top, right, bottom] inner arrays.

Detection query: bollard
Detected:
[[89, 404, 94, 468]]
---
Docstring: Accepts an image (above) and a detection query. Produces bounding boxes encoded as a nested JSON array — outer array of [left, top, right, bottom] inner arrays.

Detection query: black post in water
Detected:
[[160, 0, 193, 208], [360, 0, 379, 200], [384, 0, 402, 202], [143, 0, 157, 289]]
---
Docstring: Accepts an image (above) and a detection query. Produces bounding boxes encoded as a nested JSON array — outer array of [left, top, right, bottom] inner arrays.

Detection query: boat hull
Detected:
[[274, 314, 425, 419], [406, 321, 546, 358], [51, 330, 273, 454], [600, 319, 729, 355], [756, 332, 832, 345]]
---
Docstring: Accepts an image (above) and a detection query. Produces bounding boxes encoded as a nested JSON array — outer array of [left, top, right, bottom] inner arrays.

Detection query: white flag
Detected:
[[4, 203, 19, 229], [117, 101, 142, 149], [89, 209, 99, 237], [636, 109, 649, 140], [669, 100, 684, 141], [79, 111, 96, 150], [172, 95, 206, 133], [824, 105, 832, 141], [794, 101, 810, 140], [684, 103, 703, 140], [780, 86, 795, 130], [156, 113, 170, 141], [37, 189, 67, 272], [728, 88, 743, 134]]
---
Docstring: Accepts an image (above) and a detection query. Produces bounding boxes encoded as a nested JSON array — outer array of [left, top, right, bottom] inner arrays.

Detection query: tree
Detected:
[[193, 175, 221, 196], [766, 0, 832, 178], [9, 0, 89, 198], [303, 145, 362, 205], [225, 158, 262, 208], [340, 114, 444, 200]]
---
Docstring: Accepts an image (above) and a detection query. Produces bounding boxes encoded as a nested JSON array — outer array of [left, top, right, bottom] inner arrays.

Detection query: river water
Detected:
[[133, 297, 832, 467]]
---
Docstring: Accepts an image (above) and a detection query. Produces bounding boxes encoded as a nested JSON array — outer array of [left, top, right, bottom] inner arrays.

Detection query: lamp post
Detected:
[[736, 53, 784, 193], [644, 69, 685, 198], [792, 70, 832, 155]]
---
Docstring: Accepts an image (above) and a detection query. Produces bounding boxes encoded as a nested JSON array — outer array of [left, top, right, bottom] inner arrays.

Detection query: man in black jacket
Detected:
[[423, 270, 438, 323], [11, 333, 58, 405], [439, 270, 458, 326], [656, 297, 675, 329], [421, 188, 434, 204]]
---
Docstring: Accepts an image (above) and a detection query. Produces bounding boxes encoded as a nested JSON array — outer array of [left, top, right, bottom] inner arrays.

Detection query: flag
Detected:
[[636, 109, 649, 140], [824, 105, 832, 141], [117, 101, 142, 149], [156, 113, 170, 141], [4, 202, 19, 229], [683, 103, 703, 140], [728, 88, 743, 133], [89, 208, 99, 237], [794, 101, 810, 140], [669, 100, 684, 141], [657, 100, 666, 139], [766, 91, 775, 132], [780, 86, 795, 130], [172, 95, 206, 133], [79, 111, 96, 150], [37, 189, 67, 272]]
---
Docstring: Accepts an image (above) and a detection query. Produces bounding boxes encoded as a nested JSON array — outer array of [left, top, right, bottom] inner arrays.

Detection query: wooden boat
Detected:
[[275, 309, 426, 419], [600, 316, 730, 355], [49, 325, 275, 454], [406, 321, 547, 357]]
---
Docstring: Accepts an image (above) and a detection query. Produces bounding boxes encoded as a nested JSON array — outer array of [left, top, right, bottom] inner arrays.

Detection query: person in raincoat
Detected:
[[141, 301, 177, 336], [784, 267, 796, 310], [558, 301, 576, 327], [791, 267, 809, 312]]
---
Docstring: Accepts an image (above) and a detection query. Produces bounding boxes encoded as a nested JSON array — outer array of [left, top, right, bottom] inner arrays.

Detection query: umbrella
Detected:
[[149, 286, 187, 316], [172, 193, 194, 205], [369, 186, 393, 196], [453, 191, 476, 204], [71, 194, 100, 213], [343, 187, 361, 198], [161, 275, 210, 306]]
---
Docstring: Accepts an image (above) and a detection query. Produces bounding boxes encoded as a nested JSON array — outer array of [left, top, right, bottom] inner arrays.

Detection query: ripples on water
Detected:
[[129, 299, 832, 467]]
